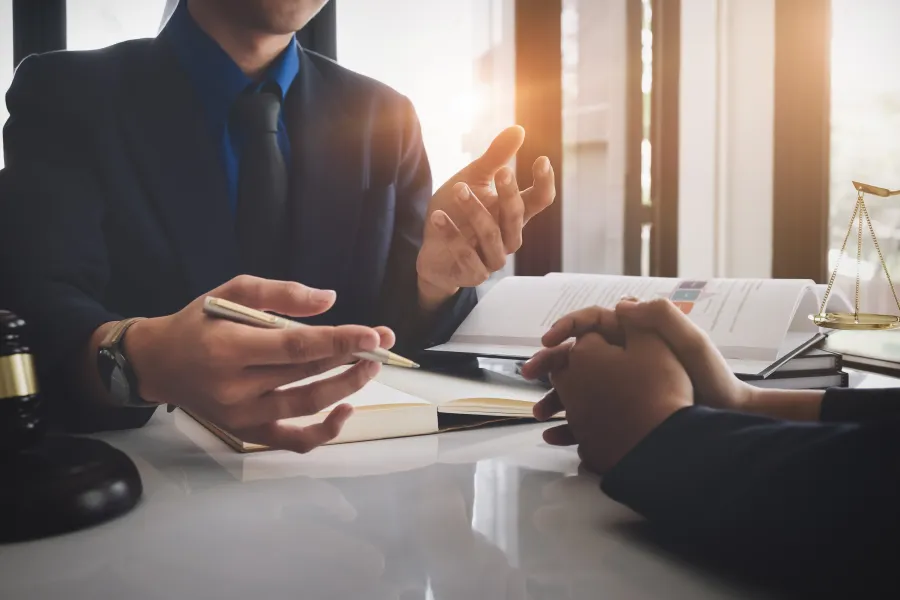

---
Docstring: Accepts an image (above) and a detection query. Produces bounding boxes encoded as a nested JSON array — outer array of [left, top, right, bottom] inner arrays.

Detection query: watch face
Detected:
[[99, 346, 130, 404], [110, 363, 131, 402], [98, 327, 152, 408], [98, 348, 116, 390]]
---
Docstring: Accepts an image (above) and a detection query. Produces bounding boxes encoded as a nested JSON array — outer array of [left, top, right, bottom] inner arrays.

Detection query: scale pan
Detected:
[[810, 312, 900, 330]]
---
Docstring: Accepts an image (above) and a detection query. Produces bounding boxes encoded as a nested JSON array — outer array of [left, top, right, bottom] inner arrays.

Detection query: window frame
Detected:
[[648, 0, 681, 278], [771, 0, 831, 282], [513, 0, 564, 276]]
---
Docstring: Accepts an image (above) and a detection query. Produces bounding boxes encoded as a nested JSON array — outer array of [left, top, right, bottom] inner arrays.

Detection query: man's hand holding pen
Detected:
[[121, 275, 395, 452]]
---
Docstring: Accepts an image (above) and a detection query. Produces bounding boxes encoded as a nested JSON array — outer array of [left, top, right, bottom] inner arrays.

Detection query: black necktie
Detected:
[[230, 89, 288, 279]]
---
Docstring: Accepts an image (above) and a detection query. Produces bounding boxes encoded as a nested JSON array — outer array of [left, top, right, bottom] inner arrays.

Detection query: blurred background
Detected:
[[3, 0, 899, 311]]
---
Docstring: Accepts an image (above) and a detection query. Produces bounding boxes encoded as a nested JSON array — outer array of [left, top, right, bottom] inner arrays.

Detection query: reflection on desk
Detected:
[[0, 410, 772, 600]]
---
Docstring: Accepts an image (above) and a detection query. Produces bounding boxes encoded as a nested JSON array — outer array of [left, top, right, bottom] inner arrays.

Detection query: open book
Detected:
[[191, 364, 552, 452], [429, 274, 852, 378], [175, 409, 547, 482]]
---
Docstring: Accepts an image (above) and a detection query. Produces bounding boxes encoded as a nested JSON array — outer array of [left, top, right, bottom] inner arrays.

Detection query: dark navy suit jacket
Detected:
[[602, 386, 900, 594], [0, 38, 476, 432]]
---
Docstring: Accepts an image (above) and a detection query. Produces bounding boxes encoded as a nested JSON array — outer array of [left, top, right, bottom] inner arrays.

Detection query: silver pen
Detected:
[[202, 296, 419, 368]]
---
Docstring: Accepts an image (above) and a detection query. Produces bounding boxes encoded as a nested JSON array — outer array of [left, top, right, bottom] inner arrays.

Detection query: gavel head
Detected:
[[0, 310, 44, 454]]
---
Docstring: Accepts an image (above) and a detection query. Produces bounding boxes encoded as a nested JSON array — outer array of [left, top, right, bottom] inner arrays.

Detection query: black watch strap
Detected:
[[99, 317, 157, 408]]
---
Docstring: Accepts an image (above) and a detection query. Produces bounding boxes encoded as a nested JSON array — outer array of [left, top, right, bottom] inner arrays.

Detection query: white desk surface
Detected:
[[2, 369, 896, 600]]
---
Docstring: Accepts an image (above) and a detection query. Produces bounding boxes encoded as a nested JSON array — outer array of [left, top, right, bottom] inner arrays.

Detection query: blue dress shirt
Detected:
[[161, 0, 300, 212]]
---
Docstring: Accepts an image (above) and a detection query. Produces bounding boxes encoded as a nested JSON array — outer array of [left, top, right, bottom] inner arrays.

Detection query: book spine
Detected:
[[744, 370, 848, 390], [764, 367, 845, 380]]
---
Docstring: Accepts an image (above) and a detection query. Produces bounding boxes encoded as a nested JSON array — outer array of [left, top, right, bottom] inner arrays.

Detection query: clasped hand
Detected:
[[416, 126, 556, 308], [520, 298, 758, 473]]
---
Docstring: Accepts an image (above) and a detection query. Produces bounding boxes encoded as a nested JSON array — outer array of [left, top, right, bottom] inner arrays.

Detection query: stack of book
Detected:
[[737, 347, 846, 390]]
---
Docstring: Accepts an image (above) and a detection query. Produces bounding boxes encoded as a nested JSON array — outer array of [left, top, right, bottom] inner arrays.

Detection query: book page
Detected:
[[283, 365, 546, 413], [280, 366, 431, 411], [187, 366, 550, 453], [432, 274, 814, 360], [376, 365, 547, 416], [191, 369, 439, 451], [175, 408, 443, 480], [433, 276, 677, 354]]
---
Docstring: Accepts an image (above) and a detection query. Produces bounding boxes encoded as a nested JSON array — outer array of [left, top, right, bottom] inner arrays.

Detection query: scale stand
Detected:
[[811, 181, 900, 330]]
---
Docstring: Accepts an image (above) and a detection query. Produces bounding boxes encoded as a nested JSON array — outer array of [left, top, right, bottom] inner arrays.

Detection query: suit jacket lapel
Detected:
[[284, 46, 364, 293], [119, 38, 239, 297]]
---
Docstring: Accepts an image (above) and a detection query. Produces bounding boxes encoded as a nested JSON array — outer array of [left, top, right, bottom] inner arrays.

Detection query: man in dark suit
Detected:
[[522, 299, 900, 594], [0, 0, 555, 452]]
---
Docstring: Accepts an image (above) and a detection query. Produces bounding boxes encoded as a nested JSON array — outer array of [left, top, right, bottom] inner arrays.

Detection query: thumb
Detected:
[[466, 125, 525, 178], [213, 276, 337, 318], [617, 298, 702, 354], [615, 296, 652, 329], [617, 301, 663, 353], [617, 298, 720, 375]]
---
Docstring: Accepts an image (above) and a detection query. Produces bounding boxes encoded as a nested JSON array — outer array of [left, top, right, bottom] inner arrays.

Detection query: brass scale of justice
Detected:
[[812, 181, 900, 330]]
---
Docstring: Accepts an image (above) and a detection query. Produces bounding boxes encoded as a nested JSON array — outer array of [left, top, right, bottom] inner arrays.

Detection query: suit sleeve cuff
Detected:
[[599, 406, 776, 520], [820, 386, 900, 422], [30, 299, 121, 376], [421, 286, 477, 347], [25, 299, 158, 433], [395, 286, 478, 356], [600, 406, 702, 505]]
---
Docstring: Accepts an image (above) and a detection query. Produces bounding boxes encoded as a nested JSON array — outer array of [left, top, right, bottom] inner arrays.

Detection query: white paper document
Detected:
[[429, 274, 853, 374]]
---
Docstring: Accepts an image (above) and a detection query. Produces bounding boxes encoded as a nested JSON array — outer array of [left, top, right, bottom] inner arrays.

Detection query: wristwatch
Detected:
[[97, 317, 157, 408]]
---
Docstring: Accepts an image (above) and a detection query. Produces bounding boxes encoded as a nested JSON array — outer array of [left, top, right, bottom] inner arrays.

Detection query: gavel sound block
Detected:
[[0, 310, 143, 543]]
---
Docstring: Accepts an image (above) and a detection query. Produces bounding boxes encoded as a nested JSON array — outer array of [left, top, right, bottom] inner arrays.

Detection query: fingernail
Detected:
[[498, 168, 512, 186], [539, 157, 550, 174], [432, 211, 448, 226], [456, 184, 470, 201], [618, 295, 639, 303], [311, 289, 336, 303]]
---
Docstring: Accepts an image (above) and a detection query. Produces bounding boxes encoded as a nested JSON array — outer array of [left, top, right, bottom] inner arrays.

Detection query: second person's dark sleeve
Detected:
[[600, 405, 900, 594], [820, 385, 900, 422]]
